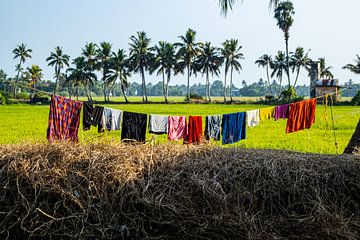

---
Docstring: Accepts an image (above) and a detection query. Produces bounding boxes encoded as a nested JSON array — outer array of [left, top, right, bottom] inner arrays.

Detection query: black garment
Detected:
[[121, 111, 148, 143], [82, 102, 104, 132]]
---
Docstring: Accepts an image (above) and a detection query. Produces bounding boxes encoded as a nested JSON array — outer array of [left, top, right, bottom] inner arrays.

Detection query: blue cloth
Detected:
[[221, 112, 246, 145]]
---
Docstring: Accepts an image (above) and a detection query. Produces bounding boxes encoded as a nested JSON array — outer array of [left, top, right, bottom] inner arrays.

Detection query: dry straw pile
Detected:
[[0, 143, 360, 239]]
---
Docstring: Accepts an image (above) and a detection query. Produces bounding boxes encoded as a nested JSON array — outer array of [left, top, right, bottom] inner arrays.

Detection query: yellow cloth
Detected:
[[260, 107, 275, 122]]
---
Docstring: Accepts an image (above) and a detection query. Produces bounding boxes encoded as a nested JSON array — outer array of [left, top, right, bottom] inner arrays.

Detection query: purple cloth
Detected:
[[275, 104, 290, 120]]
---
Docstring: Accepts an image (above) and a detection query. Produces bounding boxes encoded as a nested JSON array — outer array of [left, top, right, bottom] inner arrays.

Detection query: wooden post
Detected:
[[344, 118, 360, 154]]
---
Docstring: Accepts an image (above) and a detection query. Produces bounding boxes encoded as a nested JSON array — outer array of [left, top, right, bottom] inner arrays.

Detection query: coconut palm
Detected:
[[218, 0, 280, 16], [12, 44, 32, 98], [196, 42, 222, 102], [82, 42, 98, 100], [67, 57, 96, 101], [343, 55, 360, 74], [290, 47, 311, 87], [97, 42, 112, 102], [107, 49, 131, 103], [46, 46, 70, 94], [318, 58, 334, 79], [128, 31, 153, 103], [221, 39, 244, 102], [176, 28, 200, 102], [255, 54, 273, 95], [271, 51, 287, 95], [25, 65, 43, 99], [274, 1, 295, 88], [151, 41, 177, 103]]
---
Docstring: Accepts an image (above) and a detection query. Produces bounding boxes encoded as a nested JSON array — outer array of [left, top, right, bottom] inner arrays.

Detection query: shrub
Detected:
[[0, 91, 7, 105], [351, 91, 360, 106], [185, 93, 204, 101], [16, 92, 30, 100], [280, 86, 298, 101]]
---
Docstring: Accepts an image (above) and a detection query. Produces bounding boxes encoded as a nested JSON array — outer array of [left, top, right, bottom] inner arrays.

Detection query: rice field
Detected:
[[0, 102, 359, 154]]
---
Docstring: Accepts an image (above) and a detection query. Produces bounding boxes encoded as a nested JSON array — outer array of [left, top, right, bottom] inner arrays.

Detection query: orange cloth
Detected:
[[259, 107, 275, 122], [286, 98, 316, 133]]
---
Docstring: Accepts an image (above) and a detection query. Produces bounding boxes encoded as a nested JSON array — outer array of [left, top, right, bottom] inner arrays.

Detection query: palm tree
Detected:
[[318, 57, 334, 79], [255, 54, 273, 95], [343, 55, 360, 74], [25, 65, 43, 99], [196, 42, 222, 102], [67, 57, 96, 101], [151, 41, 177, 103], [82, 42, 98, 101], [218, 0, 280, 16], [97, 42, 112, 102], [46, 46, 70, 94], [176, 28, 199, 102], [128, 31, 153, 103], [12, 44, 32, 98], [290, 47, 311, 87], [221, 39, 244, 102], [271, 51, 287, 95], [274, 1, 295, 88], [107, 49, 131, 103]]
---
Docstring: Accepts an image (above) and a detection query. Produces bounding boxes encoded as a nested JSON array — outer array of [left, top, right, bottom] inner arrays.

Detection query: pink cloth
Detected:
[[275, 104, 290, 120], [168, 116, 187, 140]]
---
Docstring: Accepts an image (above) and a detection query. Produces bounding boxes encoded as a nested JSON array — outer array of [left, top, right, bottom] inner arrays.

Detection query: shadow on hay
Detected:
[[0, 143, 360, 239]]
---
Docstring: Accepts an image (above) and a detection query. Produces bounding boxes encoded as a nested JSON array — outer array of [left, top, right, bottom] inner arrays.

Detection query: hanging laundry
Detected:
[[221, 112, 246, 145], [148, 114, 168, 134], [185, 116, 203, 144], [47, 95, 83, 142], [246, 109, 260, 127], [101, 108, 122, 131], [275, 104, 290, 120], [83, 102, 104, 132], [286, 98, 316, 133], [121, 111, 148, 142], [205, 115, 221, 141], [260, 107, 275, 122], [168, 116, 187, 140]]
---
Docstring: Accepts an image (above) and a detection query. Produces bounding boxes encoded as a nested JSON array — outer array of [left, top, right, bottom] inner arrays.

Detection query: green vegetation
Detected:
[[0, 103, 358, 154]]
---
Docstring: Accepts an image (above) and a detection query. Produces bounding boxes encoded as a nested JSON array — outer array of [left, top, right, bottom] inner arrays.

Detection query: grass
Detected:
[[0, 102, 358, 154]]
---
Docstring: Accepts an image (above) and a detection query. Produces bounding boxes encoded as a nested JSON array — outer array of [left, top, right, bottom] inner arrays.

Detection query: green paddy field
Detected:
[[0, 97, 359, 154]]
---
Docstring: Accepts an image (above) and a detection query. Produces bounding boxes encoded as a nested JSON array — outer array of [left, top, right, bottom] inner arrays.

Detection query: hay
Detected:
[[0, 143, 360, 239]]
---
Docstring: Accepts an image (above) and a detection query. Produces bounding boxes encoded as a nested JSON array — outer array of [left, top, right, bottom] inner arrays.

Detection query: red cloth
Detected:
[[185, 116, 203, 144], [286, 98, 316, 133], [47, 95, 83, 142]]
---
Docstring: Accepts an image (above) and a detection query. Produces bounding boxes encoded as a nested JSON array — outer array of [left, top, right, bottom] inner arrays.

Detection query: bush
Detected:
[[185, 93, 204, 101], [351, 91, 360, 106], [280, 86, 298, 101], [16, 92, 30, 100], [0, 91, 8, 105], [33, 92, 50, 100]]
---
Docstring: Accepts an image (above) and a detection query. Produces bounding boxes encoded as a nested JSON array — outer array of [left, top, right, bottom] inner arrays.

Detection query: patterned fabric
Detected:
[[47, 95, 83, 142], [205, 115, 221, 141], [168, 116, 187, 140]]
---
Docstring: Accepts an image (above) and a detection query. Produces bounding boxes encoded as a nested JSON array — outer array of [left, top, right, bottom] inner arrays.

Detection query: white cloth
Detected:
[[148, 114, 168, 134], [246, 109, 260, 127], [102, 108, 122, 131]]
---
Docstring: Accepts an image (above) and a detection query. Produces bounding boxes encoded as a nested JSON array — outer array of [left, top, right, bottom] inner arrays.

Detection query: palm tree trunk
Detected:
[[344, 118, 360, 154], [230, 66, 233, 102], [76, 86, 79, 100], [207, 70, 211, 102], [121, 82, 128, 103], [140, 67, 147, 103], [278, 73, 283, 96], [224, 71, 227, 102], [162, 69, 166, 103], [285, 35, 291, 88], [166, 72, 170, 104], [14, 60, 22, 98], [266, 65, 273, 95], [293, 67, 300, 88], [187, 64, 190, 102]]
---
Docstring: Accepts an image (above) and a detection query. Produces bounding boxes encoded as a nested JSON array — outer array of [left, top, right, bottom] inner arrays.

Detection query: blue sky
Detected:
[[0, 0, 359, 87]]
